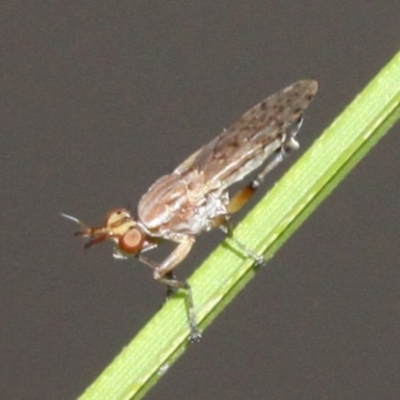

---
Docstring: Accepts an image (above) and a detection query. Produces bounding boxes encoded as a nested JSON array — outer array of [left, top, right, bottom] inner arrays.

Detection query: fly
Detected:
[[63, 80, 318, 341]]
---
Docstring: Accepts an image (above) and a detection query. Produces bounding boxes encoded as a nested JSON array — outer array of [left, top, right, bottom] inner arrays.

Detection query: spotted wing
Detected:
[[175, 80, 318, 189]]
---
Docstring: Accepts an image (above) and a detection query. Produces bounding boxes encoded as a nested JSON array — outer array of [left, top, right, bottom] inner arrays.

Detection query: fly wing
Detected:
[[174, 80, 318, 189]]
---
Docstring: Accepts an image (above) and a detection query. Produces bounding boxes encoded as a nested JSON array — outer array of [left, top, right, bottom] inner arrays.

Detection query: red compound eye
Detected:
[[118, 227, 144, 254]]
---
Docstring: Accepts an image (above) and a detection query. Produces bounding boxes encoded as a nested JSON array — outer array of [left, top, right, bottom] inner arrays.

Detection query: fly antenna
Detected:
[[61, 213, 89, 233]]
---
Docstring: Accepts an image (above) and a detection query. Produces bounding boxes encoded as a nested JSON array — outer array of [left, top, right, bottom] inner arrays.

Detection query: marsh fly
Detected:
[[63, 80, 318, 340]]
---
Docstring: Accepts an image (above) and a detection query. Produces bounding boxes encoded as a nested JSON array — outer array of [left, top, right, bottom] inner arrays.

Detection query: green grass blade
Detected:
[[79, 50, 400, 400]]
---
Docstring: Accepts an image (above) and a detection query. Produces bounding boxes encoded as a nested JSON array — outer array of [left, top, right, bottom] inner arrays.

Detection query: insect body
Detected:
[[64, 80, 318, 341]]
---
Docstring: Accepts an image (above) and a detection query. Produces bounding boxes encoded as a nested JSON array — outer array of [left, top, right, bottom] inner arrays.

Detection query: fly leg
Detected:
[[164, 271, 178, 299], [219, 221, 267, 267], [226, 149, 288, 215], [222, 116, 304, 266], [228, 116, 303, 215], [139, 258, 175, 304], [140, 237, 202, 341]]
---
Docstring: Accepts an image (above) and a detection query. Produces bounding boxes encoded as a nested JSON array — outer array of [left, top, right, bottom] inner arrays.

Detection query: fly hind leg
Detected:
[[228, 117, 302, 215], [222, 116, 304, 266]]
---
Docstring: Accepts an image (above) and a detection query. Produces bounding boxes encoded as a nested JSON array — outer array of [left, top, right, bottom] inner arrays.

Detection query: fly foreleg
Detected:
[[140, 237, 201, 341]]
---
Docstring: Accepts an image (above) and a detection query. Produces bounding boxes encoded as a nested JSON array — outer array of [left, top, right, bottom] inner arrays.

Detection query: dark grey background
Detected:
[[1, 2, 400, 399]]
